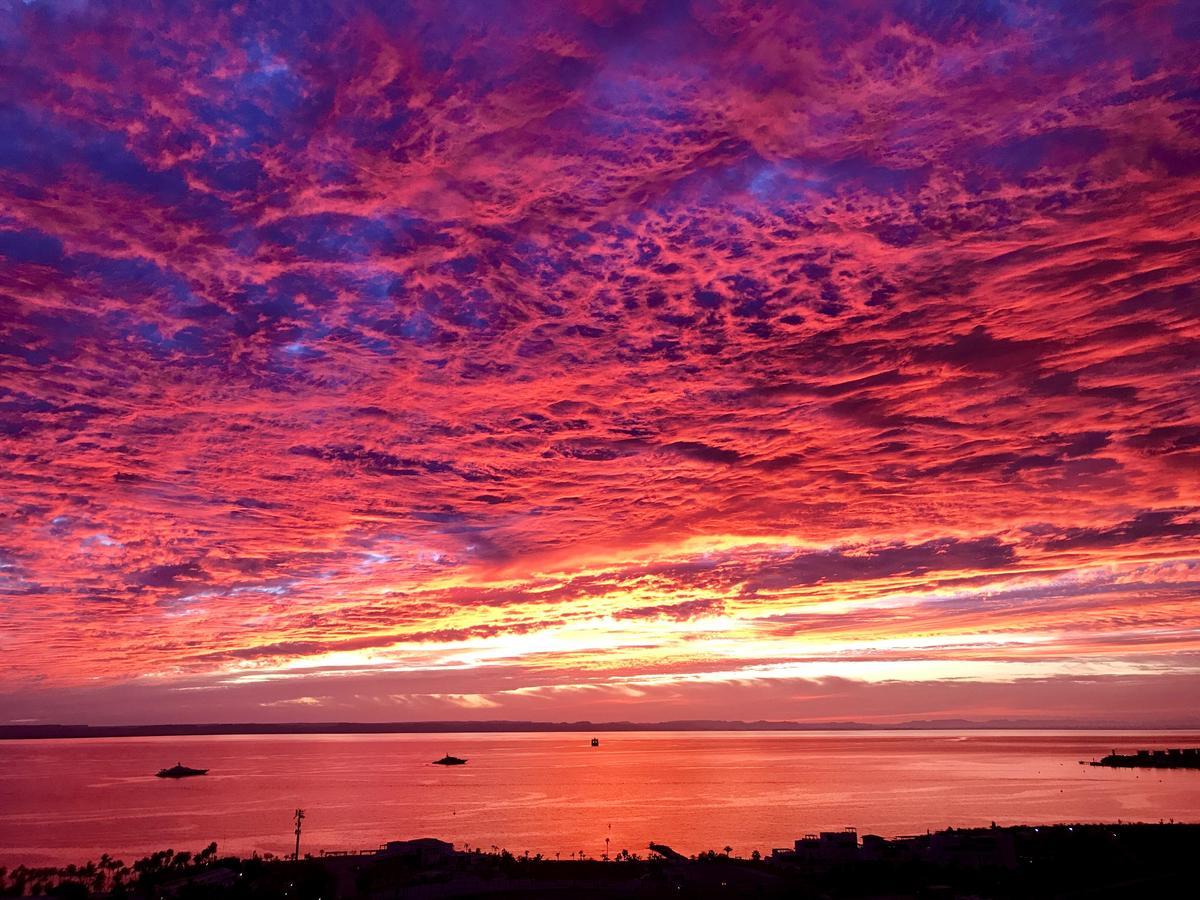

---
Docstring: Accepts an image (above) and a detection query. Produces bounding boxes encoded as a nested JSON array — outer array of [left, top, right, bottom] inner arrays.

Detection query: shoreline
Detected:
[[6, 816, 1200, 871], [3, 822, 1199, 898]]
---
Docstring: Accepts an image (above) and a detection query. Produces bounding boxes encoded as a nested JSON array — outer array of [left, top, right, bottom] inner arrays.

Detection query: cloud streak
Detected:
[[1, 0, 1198, 723]]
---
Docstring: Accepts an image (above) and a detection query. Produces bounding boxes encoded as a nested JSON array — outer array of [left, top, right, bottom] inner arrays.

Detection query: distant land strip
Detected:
[[4, 719, 1200, 740]]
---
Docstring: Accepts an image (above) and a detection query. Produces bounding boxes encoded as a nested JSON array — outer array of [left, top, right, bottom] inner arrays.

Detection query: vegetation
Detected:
[[4, 824, 1198, 898], [0, 843, 221, 897]]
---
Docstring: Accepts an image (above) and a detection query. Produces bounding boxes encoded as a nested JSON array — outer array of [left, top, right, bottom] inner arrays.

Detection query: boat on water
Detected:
[[156, 763, 208, 779], [433, 754, 467, 766], [591, 737, 600, 747]]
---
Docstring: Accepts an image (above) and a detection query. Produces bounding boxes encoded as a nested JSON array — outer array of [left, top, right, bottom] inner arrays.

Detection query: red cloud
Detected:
[[1, 0, 1198, 724]]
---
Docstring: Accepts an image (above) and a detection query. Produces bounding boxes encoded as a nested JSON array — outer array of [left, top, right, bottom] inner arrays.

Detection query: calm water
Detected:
[[1, 730, 1199, 866]]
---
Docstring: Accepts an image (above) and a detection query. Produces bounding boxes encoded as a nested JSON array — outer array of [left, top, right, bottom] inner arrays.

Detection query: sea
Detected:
[[2, 730, 1198, 867]]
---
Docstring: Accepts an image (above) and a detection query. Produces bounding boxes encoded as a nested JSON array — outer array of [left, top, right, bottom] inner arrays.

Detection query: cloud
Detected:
[[1044, 509, 1200, 551], [0, 0, 1198, 723]]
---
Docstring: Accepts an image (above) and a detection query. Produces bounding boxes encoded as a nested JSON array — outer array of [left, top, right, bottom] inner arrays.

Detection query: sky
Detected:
[[1, 0, 1198, 727]]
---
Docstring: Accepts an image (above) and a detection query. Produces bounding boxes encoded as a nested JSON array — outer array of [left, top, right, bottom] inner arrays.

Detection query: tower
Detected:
[[293, 808, 305, 860]]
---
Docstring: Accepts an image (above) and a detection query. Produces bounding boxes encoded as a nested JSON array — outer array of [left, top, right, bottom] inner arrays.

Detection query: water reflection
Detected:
[[1, 730, 1198, 866]]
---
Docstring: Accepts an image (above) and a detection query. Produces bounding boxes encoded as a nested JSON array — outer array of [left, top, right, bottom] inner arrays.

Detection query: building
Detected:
[[376, 838, 456, 866], [789, 828, 859, 863]]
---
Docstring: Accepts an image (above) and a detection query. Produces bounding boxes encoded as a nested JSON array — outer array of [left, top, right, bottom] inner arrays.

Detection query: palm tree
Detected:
[[10, 865, 29, 895]]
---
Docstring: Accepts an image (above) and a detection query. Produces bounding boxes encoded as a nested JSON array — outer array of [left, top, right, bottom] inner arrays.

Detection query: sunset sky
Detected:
[[1, 0, 1198, 726]]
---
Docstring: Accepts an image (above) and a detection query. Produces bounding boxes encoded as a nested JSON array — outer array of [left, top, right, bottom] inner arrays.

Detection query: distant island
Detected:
[[3, 718, 1199, 740]]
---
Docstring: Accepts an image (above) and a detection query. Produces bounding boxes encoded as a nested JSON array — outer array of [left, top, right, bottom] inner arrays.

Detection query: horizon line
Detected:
[[5, 717, 1200, 740]]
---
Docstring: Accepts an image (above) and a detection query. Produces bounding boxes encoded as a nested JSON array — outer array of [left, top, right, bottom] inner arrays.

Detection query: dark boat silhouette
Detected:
[[433, 754, 467, 766], [156, 762, 208, 779], [591, 737, 600, 747]]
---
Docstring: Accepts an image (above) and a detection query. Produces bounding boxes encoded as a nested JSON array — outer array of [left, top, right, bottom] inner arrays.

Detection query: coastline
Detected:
[[3, 822, 1199, 898], [6, 719, 1200, 741]]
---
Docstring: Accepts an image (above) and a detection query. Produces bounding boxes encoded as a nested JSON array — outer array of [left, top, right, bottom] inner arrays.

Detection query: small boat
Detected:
[[156, 762, 208, 779], [433, 754, 467, 766], [591, 738, 600, 747]]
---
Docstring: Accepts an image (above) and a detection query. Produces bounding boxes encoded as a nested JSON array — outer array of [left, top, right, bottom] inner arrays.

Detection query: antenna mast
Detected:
[[293, 808, 305, 860]]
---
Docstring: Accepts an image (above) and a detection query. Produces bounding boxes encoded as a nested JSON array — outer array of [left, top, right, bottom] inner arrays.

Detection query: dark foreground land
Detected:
[[3, 823, 1197, 899], [1090, 747, 1200, 769]]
